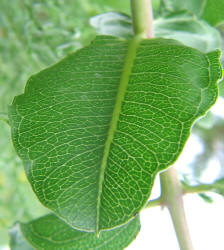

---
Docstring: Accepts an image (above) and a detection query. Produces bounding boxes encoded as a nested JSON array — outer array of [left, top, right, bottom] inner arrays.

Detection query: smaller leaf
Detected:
[[90, 12, 133, 39], [9, 214, 140, 250], [198, 193, 213, 203], [154, 11, 222, 52]]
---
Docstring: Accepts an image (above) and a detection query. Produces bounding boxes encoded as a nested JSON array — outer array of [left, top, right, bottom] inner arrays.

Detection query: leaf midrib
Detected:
[[96, 36, 142, 233]]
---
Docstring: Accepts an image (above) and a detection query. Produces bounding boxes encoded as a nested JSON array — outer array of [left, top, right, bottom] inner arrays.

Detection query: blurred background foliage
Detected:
[[0, 0, 132, 245], [0, 0, 223, 247]]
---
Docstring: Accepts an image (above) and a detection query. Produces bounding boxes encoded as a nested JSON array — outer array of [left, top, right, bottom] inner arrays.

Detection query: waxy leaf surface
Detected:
[[10, 214, 140, 250], [154, 11, 221, 52], [9, 36, 222, 232], [90, 12, 133, 39]]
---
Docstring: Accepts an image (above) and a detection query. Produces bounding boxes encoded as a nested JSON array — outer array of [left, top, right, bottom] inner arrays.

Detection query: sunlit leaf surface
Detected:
[[9, 35, 222, 232]]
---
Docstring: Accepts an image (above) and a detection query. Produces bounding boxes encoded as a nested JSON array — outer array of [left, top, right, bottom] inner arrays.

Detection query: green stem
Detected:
[[131, 0, 154, 38], [182, 183, 214, 194], [145, 183, 214, 209], [160, 168, 194, 250]]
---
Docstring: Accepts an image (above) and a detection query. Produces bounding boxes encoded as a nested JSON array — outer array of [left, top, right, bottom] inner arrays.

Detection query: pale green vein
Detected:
[[96, 35, 142, 234]]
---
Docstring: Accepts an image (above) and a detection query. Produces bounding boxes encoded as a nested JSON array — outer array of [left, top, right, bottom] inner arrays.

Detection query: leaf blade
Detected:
[[10, 214, 140, 250], [9, 36, 222, 232], [154, 11, 222, 52]]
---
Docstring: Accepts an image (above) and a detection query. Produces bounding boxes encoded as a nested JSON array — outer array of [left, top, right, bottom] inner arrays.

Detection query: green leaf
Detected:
[[9, 35, 222, 232], [90, 11, 221, 52], [164, 0, 205, 15], [201, 0, 224, 26], [9, 214, 140, 250], [164, 0, 224, 26], [198, 193, 213, 203], [90, 12, 133, 39], [154, 11, 221, 52]]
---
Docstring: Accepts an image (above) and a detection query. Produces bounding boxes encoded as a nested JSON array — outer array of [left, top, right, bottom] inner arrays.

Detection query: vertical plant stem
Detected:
[[131, 0, 154, 38], [131, 1, 194, 249], [160, 168, 194, 250]]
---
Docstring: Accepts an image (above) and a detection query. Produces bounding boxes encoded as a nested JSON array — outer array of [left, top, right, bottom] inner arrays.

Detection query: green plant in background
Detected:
[[1, 0, 224, 249]]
